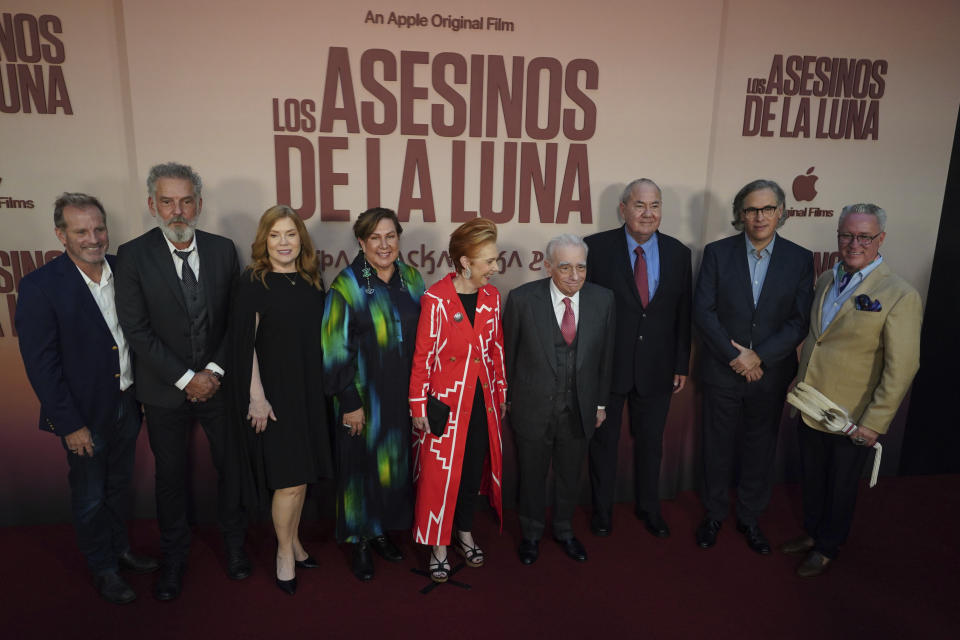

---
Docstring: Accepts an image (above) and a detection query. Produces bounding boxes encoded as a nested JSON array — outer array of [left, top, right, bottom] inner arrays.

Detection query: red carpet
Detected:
[[2, 475, 958, 639]]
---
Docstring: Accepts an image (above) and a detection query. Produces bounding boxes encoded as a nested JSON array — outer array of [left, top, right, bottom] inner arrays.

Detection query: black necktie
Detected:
[[174, 250, 198, 290]]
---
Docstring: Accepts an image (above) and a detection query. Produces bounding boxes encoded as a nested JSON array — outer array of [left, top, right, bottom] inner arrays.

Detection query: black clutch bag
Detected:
[[426, 395, 450, 437]]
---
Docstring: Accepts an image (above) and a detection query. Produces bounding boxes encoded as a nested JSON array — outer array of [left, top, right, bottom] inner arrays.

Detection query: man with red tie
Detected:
[[583, 179, 692, 538], [504, 234, 615, 564]]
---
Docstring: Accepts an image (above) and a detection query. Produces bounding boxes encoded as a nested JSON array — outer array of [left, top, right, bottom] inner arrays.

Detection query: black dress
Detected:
[[229, 270, 333, 501]]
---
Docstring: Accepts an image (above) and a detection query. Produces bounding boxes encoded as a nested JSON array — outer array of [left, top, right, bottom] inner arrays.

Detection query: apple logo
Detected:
[[792, 166, 818, 202]]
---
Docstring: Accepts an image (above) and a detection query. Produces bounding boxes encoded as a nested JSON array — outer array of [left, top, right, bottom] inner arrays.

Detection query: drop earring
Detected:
[[360, 250, 375, 295]]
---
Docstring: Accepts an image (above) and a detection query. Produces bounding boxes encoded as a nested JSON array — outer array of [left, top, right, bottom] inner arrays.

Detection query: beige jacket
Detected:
[[797, 262, 922, 435]]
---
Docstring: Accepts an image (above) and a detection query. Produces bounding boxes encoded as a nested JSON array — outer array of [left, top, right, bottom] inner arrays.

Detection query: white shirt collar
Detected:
[[548, 278, 580, 307], [75, 259, 113, 287], [163, 234, 197, 256]]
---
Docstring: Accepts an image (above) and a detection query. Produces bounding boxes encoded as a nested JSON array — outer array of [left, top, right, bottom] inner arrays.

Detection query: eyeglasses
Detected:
[[741, 205, 780, 219], [554, 264, 586, 276], [837, 232, 882, 246]]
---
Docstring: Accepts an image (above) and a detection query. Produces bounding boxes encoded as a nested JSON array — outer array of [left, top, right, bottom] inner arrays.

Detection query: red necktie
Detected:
[[634, 246, 649, 306], [560, 297, 576, 345]]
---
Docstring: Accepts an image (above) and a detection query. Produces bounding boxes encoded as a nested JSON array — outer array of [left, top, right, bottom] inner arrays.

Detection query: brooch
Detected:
[[453, 312, 463, 322]]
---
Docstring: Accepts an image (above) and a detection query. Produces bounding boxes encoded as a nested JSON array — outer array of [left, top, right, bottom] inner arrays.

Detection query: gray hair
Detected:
[[54, 192, 106, 229], [619, 178, 662, 207], [147, 162, 203, 200], [545, 234, 589, 264], [839, 203, 886, 231], [731, 179, 787, 231]]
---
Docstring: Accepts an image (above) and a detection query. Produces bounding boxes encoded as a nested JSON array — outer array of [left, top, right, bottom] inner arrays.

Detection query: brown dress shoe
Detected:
[[780, 535, 815, 555], [796, 550, 831, 577]]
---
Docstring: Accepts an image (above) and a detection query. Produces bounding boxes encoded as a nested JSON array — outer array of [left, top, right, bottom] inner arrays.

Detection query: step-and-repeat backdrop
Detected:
[[2, 0, 957, 526]]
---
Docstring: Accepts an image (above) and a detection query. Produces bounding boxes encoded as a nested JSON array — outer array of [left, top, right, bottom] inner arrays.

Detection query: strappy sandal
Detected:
[[454, 533, 485, 568], [428, 549, 451, 583]]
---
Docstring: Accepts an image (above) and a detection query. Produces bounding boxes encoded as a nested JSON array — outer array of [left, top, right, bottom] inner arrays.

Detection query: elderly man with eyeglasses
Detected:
[[693, 179, 814, 554], [780, 203, 922, 576]]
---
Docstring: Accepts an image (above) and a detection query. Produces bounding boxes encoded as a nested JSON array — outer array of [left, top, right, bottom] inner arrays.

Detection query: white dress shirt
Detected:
[[548, 279, 580, 329], [76, 260, 133, 391]]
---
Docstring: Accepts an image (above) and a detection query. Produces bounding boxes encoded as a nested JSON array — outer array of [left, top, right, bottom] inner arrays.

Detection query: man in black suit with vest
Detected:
[[17, 193, 158, 604], [505, 234, 615, 564], [116, 162, 247, 601], [693, 179, 813, 553], [584, 179, 692, 538]]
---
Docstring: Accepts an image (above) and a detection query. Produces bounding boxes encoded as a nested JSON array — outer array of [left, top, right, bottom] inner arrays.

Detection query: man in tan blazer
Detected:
[[782, 203, 922, 577]]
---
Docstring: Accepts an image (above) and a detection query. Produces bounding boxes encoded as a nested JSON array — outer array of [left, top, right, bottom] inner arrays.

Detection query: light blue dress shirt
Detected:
[[625, 227, 660, 300], [746, 233, 776, 307], [820, 255, 883, 333]]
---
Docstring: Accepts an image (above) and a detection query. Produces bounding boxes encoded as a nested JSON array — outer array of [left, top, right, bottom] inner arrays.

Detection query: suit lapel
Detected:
[[733, 233, 755, 310], [648, 234, 670, 308], [811, 270, 833, 338], [56, 255, 112, 338], [196, 232, 217, 326], [533, 280, 559, 375], [575, 286, 599, 370], [821, 262, 889, 339], [148, 229, 188, 312], [755, 234, 786, 312]]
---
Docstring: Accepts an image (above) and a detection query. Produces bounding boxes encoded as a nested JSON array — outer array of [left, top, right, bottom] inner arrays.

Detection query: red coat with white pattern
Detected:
[[409, 273, 506, 546]]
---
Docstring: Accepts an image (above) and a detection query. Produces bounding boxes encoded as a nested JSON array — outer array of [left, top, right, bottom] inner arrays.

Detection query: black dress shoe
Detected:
[[94, 571, 136, 605], [295, 555, 319, 569], [226, 547, 252, 580], [153, 563, 185, 601], [696, 518, 722, 549], [556, 536, 588, 562], [518, 538, 539, 565], [636, 509, 671, 538], [370, 535, 404, 562], [275, 576, 298, 595], [118, 550, 160, 574], [351, 541, 374, 581], [736, 521, 771, 555]]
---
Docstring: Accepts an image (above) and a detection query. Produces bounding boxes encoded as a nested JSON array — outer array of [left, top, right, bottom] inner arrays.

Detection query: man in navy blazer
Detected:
[[16, 193, 158, 604], [116, 163, 245, 601], [584, 179, 692, 538], [693, 179, 813, 553]]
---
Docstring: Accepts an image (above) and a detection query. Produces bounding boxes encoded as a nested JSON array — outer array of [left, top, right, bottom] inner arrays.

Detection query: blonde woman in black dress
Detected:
[[229, 205, 332, 595]]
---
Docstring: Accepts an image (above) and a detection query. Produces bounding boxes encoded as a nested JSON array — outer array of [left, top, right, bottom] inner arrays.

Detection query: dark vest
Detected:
[[551, 318, 579, 417], [177, 271, 210, 370]]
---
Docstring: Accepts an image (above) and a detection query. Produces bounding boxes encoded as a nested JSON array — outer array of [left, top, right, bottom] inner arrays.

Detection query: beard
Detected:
[[157, 215, 197, 243]]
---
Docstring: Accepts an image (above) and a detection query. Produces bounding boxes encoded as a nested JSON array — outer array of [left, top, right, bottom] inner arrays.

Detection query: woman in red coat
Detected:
[[409, 218, 507, 583]]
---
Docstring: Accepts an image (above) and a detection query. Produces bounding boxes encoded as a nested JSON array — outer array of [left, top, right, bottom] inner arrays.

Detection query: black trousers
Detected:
[[516, 407, 586, 541], [65, 388, 140, 575], [700, 380, 788, 525], [588, 391, 673, 521], [453, 385, 490, 532], [798, 421, 870, 559], [144, 394, 246, 564]]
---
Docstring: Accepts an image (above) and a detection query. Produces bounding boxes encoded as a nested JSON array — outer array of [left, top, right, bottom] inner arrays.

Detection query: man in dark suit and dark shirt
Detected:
[[16, 193, 158, 604], [584, 179, 692, 538], [116, 162, 247, 601], [505, 234, 615, 564], [693, 179, 813, 554]]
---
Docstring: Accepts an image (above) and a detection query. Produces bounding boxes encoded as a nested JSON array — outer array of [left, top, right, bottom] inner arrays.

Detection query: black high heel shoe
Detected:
[[275, 576, 297, 595], [295, 555, 318, 569]]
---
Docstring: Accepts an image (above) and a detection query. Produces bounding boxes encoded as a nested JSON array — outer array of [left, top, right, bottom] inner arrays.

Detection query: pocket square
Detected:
[[854, 294, 881, 312]]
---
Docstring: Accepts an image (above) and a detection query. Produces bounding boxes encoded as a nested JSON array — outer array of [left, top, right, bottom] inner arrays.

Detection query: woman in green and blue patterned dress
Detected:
[[321, 207, 425, 581]]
